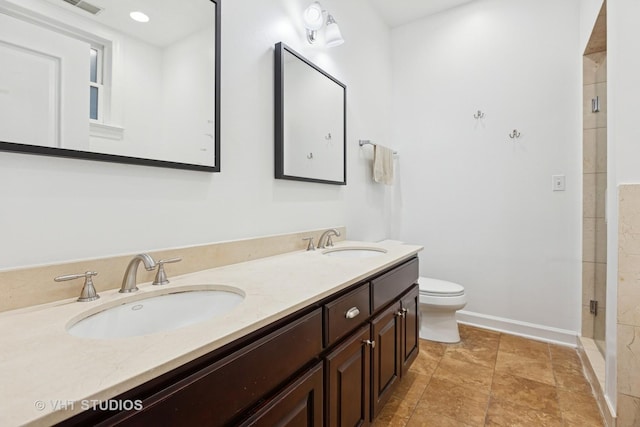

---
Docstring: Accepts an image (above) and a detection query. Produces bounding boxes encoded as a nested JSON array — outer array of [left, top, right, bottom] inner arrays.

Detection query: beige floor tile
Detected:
[[549, 344, 581, 369], [372, 327, 602, 427], [391, 371, 430, 410], [490, 372, 561, 415], [498, 334, 550, 361], [495, 351, 556, 386], [409, 342, 443, 377], [406, 405, 473, 427], [485, 397, 563, 427], [374, 395, 413, 426], [433, 353, 494, 392], [445, 326, 500, 369], [418, 377, 490, 427], [553, 363, 592, 394], [557, 389, 604, 426]]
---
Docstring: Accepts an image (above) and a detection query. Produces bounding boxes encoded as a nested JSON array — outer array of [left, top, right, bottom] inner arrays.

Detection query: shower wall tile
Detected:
[[583, 52, 607, 85], [618, 273, 640, 326], [583, 129, 597, 173], [594, 54, 607, 84], [583, 217, 596, 263], [583, 173, 597, 218], [596, 127, 607, 173], [596, 173, 607, 218], [618, 185, 640, 427], [595, 218, 607, 263], [617, 324, 640, 397], [582, 262, 595, 306], [617, 393, 640, 427], [595, 262, 607, 304], [581, 305, 594, 338], [593, 307, 606, 343]]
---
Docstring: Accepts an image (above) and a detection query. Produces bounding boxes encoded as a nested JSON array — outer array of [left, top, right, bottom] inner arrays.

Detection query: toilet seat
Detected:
[[418, 277, 464, 297]]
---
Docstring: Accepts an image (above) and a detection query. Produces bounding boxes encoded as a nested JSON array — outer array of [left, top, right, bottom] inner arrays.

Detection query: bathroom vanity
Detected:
[[0, 241, 422, 427], [59, 257, 419, 426]]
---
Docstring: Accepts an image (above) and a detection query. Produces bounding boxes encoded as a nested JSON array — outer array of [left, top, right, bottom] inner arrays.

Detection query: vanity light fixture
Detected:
[[130, 11, 150, 23], [302, 2, 344, 47]]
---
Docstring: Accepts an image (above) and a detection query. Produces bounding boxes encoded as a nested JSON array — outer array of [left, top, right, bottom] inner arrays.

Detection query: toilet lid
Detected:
[[418, 277, 465, 297]]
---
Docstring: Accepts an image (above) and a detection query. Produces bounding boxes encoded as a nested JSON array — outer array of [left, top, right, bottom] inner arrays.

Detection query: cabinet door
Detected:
[[400, 285, 420, 375], [325, 325, 371, 427], [370, 302, 402, 419], [240, 362, 323, 427]]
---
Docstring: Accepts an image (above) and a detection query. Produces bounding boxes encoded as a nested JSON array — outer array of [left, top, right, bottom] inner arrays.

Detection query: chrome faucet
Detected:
[[318, 228, 341, 249], [120, 254, 156, 293]]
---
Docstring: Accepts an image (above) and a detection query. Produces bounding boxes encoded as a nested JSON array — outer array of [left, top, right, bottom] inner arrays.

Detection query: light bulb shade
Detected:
[[303, 2, 324, 31], [324, 15, 344, 47]]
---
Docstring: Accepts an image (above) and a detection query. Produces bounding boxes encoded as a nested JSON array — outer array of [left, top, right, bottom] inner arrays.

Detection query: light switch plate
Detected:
[[552, 175, 566, 191]]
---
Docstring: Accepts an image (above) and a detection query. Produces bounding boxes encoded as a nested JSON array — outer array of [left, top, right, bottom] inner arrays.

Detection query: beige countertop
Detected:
[[0, 241, 422, 427]]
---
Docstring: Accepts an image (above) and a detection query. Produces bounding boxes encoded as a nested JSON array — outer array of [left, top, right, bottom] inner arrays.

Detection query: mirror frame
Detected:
[[274, 42, 346, 185], [0, 0, 221, 173]]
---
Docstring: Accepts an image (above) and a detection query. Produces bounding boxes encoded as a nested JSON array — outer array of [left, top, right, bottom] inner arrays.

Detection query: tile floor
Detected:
[[374, 324, 604, 426]]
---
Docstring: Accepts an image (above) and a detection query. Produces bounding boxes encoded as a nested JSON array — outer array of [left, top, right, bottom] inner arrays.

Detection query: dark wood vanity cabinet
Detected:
[[240, 362, 324, 426], [325, 325, 371, 426], [326, 258, 420, 425], [371, 301, 403, 419], [400, 286, 420, 375], [58, 256, 419, 427]]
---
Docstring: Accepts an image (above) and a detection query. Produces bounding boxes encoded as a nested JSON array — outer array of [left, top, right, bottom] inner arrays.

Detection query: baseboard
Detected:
[[456, 310, 579, 347]]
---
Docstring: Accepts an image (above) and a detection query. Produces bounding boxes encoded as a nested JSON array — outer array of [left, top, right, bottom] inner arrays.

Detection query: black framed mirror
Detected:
[[0, 0, 220, 172], [274, 42, 346, 185]]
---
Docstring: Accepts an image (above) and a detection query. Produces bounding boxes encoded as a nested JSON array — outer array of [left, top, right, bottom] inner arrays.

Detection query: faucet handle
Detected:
[[302, 237, 316, 251], [152, 258, 182, 286], [55, 271, 100, 302], [326, 234, 335, 247]]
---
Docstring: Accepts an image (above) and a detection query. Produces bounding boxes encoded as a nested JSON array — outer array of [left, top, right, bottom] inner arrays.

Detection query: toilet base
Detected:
[[419, 310, 461, 343]]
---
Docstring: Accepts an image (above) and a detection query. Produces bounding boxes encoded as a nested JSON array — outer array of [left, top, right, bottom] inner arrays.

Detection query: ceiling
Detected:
[[369, 0, 477, 28], [42, 0, 212, 47]]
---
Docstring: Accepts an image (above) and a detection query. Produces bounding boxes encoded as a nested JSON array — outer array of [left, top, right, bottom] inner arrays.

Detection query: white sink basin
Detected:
[[323, 247, 387, 258], [67, 287, 244, 339]]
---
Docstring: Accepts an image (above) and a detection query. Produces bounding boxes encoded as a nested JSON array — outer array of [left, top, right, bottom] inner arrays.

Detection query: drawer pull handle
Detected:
[[363, 339, 376, 348], [345, 307, 360, 319], [396, 310, 405, 318]]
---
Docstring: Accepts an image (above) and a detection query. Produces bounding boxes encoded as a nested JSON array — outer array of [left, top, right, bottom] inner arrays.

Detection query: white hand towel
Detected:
[[373, 144, 394, 185]]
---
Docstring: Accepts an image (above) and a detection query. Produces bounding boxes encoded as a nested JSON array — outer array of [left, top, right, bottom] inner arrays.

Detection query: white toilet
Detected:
[[418, 277, 467, 343]]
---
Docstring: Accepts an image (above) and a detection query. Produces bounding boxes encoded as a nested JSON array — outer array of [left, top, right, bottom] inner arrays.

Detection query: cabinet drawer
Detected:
[[109, 309, 323, 427], [324, 284, 370, 347], [371, 257, 418, 311]]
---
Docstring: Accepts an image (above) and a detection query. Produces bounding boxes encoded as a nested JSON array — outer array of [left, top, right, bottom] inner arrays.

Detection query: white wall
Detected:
[[0, 0, 392, 269], [391, 0, 583, 334]]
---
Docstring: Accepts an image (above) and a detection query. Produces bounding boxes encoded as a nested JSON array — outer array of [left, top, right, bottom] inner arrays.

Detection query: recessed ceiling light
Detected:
[[130, 11, 150, 23]]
